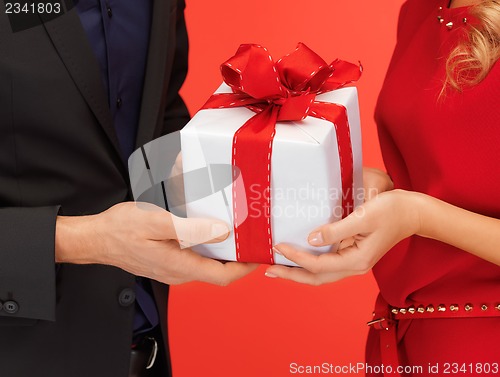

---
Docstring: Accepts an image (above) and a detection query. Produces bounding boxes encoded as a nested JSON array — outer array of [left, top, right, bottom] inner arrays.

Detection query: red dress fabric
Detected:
[[367, 0, 500, 375]]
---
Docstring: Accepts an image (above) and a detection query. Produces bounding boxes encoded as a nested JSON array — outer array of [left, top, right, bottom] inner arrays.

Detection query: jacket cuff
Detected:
[[0, 206, 59, 322]]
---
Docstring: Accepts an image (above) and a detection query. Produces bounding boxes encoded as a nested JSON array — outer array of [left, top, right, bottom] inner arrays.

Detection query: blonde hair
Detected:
[[445, 1, 500, 91]]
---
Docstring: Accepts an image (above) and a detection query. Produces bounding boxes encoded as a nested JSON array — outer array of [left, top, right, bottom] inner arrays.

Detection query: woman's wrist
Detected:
[[404, 190, 434, 238], [391, 189, 427, 237]]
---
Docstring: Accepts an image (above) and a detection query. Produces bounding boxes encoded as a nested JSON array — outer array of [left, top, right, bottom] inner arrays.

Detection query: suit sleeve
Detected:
[[161, 0, 190, 136], [0, 206, 58, 322]]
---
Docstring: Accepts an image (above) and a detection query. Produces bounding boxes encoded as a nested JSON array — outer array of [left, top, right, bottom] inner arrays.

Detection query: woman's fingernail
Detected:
[[211, 223, 229, 239], [308, 232, 324, 246], [265, 271, 278, 278], [272, 246, 283, 256]]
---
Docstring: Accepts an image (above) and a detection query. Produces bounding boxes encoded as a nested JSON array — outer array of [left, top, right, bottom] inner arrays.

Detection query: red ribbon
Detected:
[[202, 43, 362, 264]]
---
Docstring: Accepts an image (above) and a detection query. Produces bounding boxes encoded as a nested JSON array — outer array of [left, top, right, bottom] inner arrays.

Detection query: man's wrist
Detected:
[[55, 215, 100, 264]]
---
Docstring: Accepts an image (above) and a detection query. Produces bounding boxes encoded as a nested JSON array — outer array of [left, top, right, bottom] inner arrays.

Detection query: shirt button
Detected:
[[3, 300, 19, 314], [107, 7, 112, 17], [116, 98, 122, 109], [118, 288, 136, 307]]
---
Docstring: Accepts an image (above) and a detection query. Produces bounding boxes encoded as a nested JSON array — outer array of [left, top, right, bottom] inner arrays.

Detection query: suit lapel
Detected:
[[38, 9, 124, 163], [135, 0, 173, 149], [39, 0, 173, 167]]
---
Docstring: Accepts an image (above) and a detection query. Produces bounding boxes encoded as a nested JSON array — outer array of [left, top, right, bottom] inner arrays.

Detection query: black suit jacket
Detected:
[[0, 1, 189, 375]]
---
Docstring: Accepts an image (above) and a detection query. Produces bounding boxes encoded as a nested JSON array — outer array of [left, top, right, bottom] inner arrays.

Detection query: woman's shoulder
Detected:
[[399, 0, 438, 18], [396, 0, 438, 41]]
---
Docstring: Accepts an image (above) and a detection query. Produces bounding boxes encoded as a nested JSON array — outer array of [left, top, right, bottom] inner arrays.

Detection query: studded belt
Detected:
[[367, 295, 500, 377]]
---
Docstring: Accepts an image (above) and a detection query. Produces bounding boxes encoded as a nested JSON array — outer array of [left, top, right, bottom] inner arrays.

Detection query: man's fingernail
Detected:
[[211, 223, 229, 238], [272, 246, 283, 256], [308, 232, 324, 246], [265, 271, 278, 278]]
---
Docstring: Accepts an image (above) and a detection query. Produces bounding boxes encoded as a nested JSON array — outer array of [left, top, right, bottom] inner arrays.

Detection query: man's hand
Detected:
[[165, 151, 187, 217], [56, 202, 257, 286]]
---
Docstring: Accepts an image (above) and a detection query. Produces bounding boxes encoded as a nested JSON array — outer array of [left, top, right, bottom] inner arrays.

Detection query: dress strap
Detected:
[[367, 294, 401, 377]]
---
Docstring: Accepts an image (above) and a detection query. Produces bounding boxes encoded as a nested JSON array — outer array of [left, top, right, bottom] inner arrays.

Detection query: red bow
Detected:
[[202, 43, 361, 264]]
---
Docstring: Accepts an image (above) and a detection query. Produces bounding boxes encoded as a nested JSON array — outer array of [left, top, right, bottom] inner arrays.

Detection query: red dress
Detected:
[[367, 0, 500, 375]]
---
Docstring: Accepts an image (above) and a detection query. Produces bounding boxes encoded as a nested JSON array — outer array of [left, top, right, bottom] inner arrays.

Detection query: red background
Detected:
[[169, 1, 406, 376]]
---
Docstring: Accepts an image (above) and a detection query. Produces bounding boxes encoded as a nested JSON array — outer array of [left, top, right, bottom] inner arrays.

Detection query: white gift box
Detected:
[[180, 83, 363, 266]]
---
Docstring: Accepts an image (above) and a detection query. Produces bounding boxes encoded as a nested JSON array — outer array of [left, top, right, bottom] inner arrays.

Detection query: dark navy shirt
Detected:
[[75, 0, 159, 337], [76, 0, 151, 158]]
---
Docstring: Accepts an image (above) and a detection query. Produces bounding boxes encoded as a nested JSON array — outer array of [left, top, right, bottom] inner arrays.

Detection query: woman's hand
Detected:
[[337, 167, 394, 250], [363, 167, 394, 201], [265, 190, 423, 285]]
